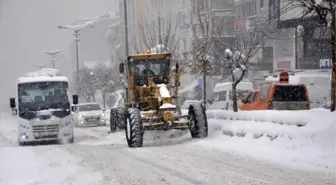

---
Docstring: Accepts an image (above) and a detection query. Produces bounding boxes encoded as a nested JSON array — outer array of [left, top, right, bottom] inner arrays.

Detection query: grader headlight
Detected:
[[163, 111, 174, 122], [147, 76, 153, 87]]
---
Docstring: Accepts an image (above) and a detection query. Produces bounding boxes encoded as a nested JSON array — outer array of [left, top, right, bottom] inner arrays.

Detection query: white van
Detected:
[[210, 81, 253, 110]]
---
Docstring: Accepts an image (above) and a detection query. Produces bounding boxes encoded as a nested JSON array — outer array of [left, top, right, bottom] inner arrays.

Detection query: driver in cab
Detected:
[[141, 63, 155, 76]]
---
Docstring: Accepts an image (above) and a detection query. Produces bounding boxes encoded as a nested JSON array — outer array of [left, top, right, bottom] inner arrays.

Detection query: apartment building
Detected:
[[191, 0, 236, 76], [274, 0, 332, 70], [118, 0, 191, 56], [233, 0, 273, 74]]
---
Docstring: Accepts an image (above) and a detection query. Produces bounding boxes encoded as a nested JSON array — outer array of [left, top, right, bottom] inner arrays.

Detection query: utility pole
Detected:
[[52, 55, 56, 68], [74, 30, 80, 95], [123, 0, 129, 56], [330, 9, 336, 112], [58, 16, 97, 96], [158, 0, 162, 50], [203, 60, 207, 110]]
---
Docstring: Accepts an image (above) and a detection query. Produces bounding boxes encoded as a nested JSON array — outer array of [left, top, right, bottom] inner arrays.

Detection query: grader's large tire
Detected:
[[110, 108, 117, 132], [188, 103, 208, 138], [125, 108, 144, 148], [117, 107, 127, 130]]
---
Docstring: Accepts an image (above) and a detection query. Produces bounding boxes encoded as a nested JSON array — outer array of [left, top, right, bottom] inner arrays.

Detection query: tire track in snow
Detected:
[[119, 149, 214, 185], [142, 144, 336, 185], [74, 127, 214, 184], [68, 144, 195, 185]]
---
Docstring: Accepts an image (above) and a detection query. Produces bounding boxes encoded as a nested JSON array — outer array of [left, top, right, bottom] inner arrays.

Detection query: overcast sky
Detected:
[[0, 0, 118, 111]]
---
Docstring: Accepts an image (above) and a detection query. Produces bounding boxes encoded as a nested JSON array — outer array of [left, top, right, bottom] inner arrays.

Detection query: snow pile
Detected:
[[150, 44, 167, 53], [194, 109, 336, 172], [0, 114, 104, 185], [0, 113, 17, 146], [311, 114, 336, 150], [112, 89, 124, 108], [158, 84, 171, 98], [0, 146, 103, 185], [206, 109, 313, 126], [160, 103, 177, 109]]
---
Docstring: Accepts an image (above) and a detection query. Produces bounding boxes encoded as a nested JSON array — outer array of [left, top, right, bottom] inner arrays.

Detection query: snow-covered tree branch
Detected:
[[78, 66, 96, 102], [225, 49, 247, 112]]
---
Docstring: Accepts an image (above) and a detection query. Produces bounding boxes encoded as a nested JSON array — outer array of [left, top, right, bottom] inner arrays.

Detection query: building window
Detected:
[[211, 0, 234, 9], [197, 0, 205, 10], [243, 3, 249, 18], [150, 0, 157, 8], [177, 13, 187, 28], [183, 39, 187, 51], [250, 1, 256, 16], [260, 0, 264, 8]]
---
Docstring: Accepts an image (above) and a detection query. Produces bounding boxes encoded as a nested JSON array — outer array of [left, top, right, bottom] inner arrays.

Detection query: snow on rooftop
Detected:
[[24, 68, 62, 77], [18, 68, 68, 84], [158, 84, 171, 98], [18, 76, 68, 84], [59, 20, 94, 32]]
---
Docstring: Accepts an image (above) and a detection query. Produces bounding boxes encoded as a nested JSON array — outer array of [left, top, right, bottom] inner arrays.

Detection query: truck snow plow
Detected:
[[111, 52, 208, 147]]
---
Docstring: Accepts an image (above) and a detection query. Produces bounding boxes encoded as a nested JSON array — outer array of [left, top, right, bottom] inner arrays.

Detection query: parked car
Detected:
[[71, 103, 107, 127], [181, 100, 201, 109], [240, 72, 310, 111]]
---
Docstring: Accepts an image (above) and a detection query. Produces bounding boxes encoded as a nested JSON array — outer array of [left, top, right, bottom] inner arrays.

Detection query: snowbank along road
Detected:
[[0, 110, 335, 185]]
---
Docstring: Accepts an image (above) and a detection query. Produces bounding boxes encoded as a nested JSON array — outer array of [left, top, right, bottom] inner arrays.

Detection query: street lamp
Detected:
[[32, 64, 48, 70], [58, 21, 95, 95], [43, 49, 64, 68]]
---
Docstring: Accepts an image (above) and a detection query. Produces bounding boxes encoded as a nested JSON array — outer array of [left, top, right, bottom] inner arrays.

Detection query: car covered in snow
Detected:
[[71, 103, 106, 127]]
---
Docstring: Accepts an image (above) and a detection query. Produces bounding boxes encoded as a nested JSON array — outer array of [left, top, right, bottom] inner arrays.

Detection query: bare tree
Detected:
[[78, 66, 96, 102], [106, 26, 129, 104], [224, 49, 248, 112], [208, 10, 270, 111], [137, 19, 181, 58], [186, 3, 225, 108], [282, 0, 336, 112], [92, 62, 119, 109]]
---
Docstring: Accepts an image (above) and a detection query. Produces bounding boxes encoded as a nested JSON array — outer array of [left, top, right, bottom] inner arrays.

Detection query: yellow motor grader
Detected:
[[110, 52, 208, 148]]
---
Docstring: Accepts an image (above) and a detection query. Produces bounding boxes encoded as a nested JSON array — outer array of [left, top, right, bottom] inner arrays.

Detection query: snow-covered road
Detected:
[[0, 113, 335, 185]]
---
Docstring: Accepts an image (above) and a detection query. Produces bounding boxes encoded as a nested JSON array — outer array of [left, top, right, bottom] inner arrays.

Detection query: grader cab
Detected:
[[110, 52, 208, 148]]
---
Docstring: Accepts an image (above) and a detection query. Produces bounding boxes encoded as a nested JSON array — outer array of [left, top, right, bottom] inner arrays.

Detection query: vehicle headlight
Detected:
[[101, 113, 105, 117], [20, 124, 30, 129], [78, 114, 82, 118], [64, 121, 71, 127]]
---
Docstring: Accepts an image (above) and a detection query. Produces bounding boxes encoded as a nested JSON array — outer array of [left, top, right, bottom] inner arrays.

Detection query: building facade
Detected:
[[190, 0, 236, 77], [272, 0, 332, 71], [234, 0, 273, 73]]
